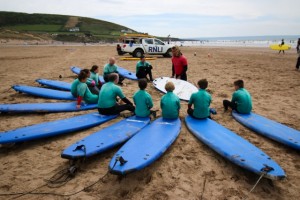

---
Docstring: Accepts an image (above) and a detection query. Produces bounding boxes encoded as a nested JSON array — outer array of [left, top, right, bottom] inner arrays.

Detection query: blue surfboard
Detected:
[[0, 102, 96, 113], [70, 66, 105, 83], [109, 117, 181, 175], [0, 113, 117, 144], [232, 111, 300, 151], [185, 116, 286, 180], [117, 66, 137, 80], [12, 85, 75, 100], [36, 79, 71, 91], [61, 116, 150, 160]]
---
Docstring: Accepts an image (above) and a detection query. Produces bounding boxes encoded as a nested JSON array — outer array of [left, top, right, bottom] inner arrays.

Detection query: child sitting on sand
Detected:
[[133, 79, 154, 118], [136, 55, 153, 81], [76, 72, 99, 109], [71, 71, 83, 98], [223, 80, 252, 114], [90, 65, 102, 92], [103, 57, 125, 85], [160, 82, 180, 119], [188, 79, 216, 119], [98, 73, 135, 115], [81, 69, 100, 95]]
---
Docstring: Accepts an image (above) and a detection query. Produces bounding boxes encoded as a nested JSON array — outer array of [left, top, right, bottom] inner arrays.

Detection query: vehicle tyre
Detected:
[[133, 49, 144, 58], [163, 49, 172, 57]]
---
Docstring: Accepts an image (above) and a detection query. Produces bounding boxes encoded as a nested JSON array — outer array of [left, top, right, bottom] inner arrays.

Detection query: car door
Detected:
[[153, 39, 166, 54], [143, 39, 154, 54]]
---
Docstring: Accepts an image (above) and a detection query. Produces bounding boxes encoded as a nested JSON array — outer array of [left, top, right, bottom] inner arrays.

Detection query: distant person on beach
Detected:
[[223, 80, 252, 114], [81, 69, 100, 95], [187, 79, 216, 119], [103, 57, 124, 85], [75, 71, 98, 109], [279, 39, 285, 54], [160, 82, 180, 119], [89, 65, 102, 93], [296, 38, 300, 71], [136, 55, 153, 81], [133, 79, 155, 118], [98, 73, 135, 115], [171, 45, 188, 81]]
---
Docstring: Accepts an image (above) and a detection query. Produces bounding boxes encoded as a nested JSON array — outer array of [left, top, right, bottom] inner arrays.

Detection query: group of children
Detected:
[[71, 60, 253, 119]]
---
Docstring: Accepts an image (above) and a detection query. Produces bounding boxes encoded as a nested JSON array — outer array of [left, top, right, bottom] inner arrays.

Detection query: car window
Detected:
[[144, 39, 153, 44], [154, 39, 164, 45]]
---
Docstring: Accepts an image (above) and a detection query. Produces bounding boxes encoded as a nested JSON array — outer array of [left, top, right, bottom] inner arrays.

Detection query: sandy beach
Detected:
[[0, 44, 299, 200]]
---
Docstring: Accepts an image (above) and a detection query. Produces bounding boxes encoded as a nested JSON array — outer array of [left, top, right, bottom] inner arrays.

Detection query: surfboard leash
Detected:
[[0, 86, 13, 96], [242, 164, 275, 200], [0, 169, 111, 199], [249, 165, 274, 193], [0, 158, 120, 199]]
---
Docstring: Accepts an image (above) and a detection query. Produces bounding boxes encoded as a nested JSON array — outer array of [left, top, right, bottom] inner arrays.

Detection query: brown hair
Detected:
[[138, 78, 147, 90], [81, 69, 90, 76], [78, 71, 88, 81], [90, 65, 98, 73], [108, 73, 119, 82], [171, 45, 182, 57], [234, 80, 244, 88], [198, 79, 208, 89], [165, 82, 175, 92]]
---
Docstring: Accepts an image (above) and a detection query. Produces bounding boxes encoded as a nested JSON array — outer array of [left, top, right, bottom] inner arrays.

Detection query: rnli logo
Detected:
[[148, 46, 163, 52]]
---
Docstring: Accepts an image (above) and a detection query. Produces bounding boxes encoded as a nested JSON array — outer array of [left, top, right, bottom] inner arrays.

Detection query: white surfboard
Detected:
[[153, 77, 198, 101]]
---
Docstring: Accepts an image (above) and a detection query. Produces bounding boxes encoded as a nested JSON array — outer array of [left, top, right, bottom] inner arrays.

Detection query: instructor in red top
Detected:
[[171, 45, 188, 81]]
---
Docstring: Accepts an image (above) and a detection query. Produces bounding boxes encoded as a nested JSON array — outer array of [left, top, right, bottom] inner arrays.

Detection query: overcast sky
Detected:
[[1, 0, 299, 38]]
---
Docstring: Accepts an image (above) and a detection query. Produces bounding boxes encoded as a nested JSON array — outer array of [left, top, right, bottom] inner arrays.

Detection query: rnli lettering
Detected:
[[148, 46, 163, 52]]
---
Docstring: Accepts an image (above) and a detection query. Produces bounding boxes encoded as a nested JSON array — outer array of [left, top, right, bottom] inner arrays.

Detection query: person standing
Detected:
[[296, 38, 300, 71], [103, 57, 125, 85], [279, 39, 285, 54], [136, 55, 153, 81], [171, 45, 188, 81]]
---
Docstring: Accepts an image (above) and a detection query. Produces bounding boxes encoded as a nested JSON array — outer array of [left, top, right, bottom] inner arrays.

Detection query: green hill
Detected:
[[0, 11, 137, 42]]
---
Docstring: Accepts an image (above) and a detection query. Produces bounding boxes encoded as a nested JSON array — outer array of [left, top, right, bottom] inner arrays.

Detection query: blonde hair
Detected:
[[171, 45, 182, 57], [165, 81, 175, 92]]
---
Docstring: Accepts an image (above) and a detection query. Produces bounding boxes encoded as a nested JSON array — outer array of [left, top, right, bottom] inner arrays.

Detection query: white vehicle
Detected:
[[121, 38, 173, 58]]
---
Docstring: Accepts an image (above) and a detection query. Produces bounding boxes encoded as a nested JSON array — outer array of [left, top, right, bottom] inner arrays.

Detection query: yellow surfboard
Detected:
[[120, 57, 157, 61], [270, 44, 291, 51]]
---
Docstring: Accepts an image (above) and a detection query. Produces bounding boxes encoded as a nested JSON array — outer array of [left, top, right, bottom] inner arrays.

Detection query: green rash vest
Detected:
[[232, 88, 252, 114], [189, 89, 212, 119], [160, 91, 181, 119], [98, 82, 125, 108], [90, 71, 99, 85], [71, 79, 80, 97], [133, 90, 153, 117], [136, 61, 151, 73], [77, 82, 98, 104], [103, 64, 118, 76]]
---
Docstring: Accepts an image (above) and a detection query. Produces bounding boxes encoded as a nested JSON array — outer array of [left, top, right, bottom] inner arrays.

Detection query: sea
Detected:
[[170, 35, 299, 48]]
